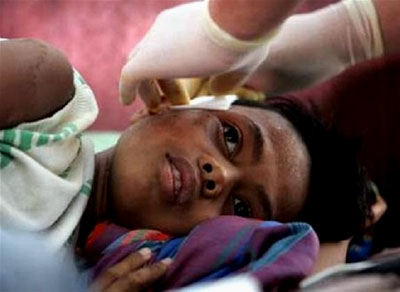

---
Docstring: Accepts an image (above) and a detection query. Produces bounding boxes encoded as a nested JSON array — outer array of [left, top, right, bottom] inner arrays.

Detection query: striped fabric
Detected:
[[84, 216, 319, 290]]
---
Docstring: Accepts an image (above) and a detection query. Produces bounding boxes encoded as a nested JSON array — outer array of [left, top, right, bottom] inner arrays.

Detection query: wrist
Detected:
[[202, 0, 281, 52], [208, 0, 298, 40]]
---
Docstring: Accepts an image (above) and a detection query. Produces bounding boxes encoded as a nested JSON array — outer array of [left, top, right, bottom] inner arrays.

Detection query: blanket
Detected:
[[84, 216, 319, 291]]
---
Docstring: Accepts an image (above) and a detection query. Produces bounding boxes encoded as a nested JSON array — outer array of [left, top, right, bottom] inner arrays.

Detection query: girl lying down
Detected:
[[0, 39, 383, 291]]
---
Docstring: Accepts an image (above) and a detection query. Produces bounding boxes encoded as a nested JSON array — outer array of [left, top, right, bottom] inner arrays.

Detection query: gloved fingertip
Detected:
[[119, 81, 138, 105], [119, 93, 134, 105]]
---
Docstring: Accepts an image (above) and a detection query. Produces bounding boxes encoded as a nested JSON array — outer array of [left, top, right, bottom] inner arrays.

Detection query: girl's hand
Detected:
[[90, 248, 172, 292]]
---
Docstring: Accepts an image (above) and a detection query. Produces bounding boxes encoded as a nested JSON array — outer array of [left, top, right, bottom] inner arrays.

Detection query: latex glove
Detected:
[[247, 0, 384, 95], [119, 0, 278, 107]]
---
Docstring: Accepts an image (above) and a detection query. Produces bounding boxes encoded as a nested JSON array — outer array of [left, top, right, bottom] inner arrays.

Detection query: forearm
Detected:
[[0, 39, 74, 129], [374, 0, 400, 55], [209, 0, 300, 40]]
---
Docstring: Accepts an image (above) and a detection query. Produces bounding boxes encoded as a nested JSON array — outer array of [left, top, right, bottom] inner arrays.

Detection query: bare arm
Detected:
[[0, 39, 74, 129], [209, 0, 300, 40], [374, 0, 400, 55]]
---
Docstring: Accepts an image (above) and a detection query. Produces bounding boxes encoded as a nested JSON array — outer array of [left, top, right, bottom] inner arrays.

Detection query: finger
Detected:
[[232, 87, 266, 101], [178, 78, 208, 99], [138, 80, 162, 109], [119, 27, 157, 105], [157, 79, 190, 105], [119, 61, 143, 105], [91, 248, 152, 291], [209, 71, 249, 96], [107, 258, 173, 292]]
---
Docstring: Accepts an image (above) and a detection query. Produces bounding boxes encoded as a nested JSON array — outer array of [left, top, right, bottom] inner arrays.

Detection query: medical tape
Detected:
[[171, 95, 238, 111]]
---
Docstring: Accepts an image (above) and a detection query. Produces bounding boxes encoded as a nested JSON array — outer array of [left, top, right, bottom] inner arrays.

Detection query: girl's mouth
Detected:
[[160, 153, 196, 205]]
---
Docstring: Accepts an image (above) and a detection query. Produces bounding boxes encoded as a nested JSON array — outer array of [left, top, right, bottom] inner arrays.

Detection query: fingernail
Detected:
[[118, 74, 137, 105], [138, 248, 152, 259], [160, 258, 173, 266], [118, 85, 133, 105]]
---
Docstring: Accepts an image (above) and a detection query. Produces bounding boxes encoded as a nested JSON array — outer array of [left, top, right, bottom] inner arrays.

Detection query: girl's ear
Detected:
[[369, 193, 387, 227], [130, 107, 152, 125], [366, 181, 387, 228]]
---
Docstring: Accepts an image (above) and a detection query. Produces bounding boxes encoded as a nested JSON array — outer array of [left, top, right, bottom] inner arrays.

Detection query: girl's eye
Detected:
[[222, 123, 240, 157], [233, 197, 252, 218]]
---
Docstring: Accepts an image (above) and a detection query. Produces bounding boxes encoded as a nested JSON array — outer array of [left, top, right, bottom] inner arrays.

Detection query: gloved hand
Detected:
[[119, 0, 279, 108], [246, 0, 384, 95]]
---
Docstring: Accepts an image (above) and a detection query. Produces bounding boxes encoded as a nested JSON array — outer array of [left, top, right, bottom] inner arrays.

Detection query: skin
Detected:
[[0, 38, 172, 292], [2, 38, 375, 289], [210, 0, 299, 40], [90, 248, 172, 292], [0, 39, 74, 129], [0, 38, 309, 290], [3, 32, 386, 290], [373, 0, 400, 55], [82, 104, 313, 291], [85, 105, 310, 238]]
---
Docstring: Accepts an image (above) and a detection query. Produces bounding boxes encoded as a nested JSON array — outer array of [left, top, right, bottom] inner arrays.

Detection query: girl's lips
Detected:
[[160, 154, 196, 204]]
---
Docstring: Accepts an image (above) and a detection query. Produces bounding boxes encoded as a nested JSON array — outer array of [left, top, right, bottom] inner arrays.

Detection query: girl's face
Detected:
[[110, 105, 310, 235]]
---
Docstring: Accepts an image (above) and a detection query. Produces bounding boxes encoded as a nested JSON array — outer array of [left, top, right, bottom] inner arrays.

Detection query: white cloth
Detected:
[[0, 70, 98, 250], [176, 274, 261, 292], [171, 94, 238, 111]]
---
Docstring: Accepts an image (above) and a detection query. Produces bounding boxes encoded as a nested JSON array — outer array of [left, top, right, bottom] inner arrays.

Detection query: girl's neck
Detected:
[[76, 147, 115, 249]]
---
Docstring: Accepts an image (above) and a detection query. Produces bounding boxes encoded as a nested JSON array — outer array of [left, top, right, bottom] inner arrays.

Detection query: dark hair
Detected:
[[233, 97, 376, 242]]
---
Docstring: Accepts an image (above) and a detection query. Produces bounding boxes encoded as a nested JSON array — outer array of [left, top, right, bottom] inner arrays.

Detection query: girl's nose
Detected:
[[198, 155, 236, 199]]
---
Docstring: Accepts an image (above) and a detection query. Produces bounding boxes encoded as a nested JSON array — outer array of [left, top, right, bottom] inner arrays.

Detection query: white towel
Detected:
[[0, 69, 98, 250]]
